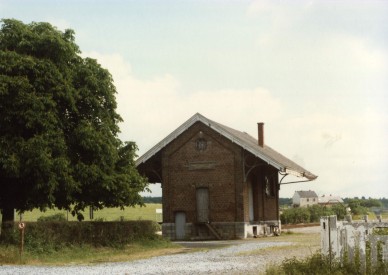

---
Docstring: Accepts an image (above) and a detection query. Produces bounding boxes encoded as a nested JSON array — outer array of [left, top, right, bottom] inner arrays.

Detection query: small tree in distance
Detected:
[[0, 19, 148, 224]]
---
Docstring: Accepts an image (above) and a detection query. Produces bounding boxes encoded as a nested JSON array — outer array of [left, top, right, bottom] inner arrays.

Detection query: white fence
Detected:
[[320, 215, 388, 271]]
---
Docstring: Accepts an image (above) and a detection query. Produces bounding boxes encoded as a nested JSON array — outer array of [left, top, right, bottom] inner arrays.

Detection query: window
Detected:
[[265, 176, 275, 197]]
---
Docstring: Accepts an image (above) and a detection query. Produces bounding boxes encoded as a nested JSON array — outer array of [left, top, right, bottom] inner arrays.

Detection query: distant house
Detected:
[[318, 195, 344, 206], [292, 190, 318, 207], [136, 113, 317, 240]]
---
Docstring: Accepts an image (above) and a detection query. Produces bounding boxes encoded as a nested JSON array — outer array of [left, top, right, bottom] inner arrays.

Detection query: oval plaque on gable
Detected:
[[195, 138, 207, 151]]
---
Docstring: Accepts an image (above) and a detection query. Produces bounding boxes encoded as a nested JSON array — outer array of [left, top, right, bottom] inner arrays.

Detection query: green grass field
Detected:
[[352, 211, 388, 221], [8, 206, 388, 223], [18, 203, 163, 222]]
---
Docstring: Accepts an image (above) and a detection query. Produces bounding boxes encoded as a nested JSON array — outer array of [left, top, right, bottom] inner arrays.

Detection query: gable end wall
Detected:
[[162, 121, 245, 224]]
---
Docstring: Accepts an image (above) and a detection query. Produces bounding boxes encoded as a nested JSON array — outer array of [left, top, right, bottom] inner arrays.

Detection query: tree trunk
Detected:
[[1, 207, 15, 223], [1, 207, 15, 236]]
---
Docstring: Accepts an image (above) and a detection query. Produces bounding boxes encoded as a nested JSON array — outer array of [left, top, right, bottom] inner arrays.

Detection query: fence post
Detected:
[[18, 222, 25, 263], [89, 206, 94, 220]]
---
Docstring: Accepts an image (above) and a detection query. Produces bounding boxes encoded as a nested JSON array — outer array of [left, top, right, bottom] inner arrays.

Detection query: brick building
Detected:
[[136, 113, 317, 240]]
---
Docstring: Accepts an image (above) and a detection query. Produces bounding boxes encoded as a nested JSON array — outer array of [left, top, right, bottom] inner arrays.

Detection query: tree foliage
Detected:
[[142, 196, 162, 203], [281, 207, 311, 224], [281, 204, 347, 224], [343, 198, 382, 215], [279, 197, 292, 207], [0, 19, 147, 222], [380, 198, 388, 208]]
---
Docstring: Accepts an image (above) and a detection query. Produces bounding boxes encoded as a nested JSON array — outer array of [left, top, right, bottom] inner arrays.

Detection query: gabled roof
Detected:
[[318, 195, 344, 204], [295, 190, 318, 198], [136, 113, 317, 180]]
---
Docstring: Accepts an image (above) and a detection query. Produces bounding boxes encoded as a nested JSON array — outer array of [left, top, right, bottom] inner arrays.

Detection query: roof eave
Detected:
[[136, 113, 204, 166], [285, 168, 318, 181]]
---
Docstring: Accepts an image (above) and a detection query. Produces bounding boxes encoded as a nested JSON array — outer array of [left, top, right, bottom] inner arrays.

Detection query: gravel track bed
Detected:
[[1, 226, 321, 274], [0, 241, 291, 275]]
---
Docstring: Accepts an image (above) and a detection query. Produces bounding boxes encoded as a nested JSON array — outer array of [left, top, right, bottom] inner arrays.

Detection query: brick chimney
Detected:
[[257, 122, 264, 147]]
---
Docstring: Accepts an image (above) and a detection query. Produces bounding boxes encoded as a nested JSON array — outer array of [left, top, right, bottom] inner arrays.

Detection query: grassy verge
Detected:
[[265, 251, 388, 275], [0, 237, 182, 265], [263, 231, 388, 274], [352, 211, 388, 221], [238, 232, 320, 258]]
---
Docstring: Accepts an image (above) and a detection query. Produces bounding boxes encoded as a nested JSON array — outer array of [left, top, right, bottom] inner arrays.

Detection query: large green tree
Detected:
[[0, 19, 148, 223]]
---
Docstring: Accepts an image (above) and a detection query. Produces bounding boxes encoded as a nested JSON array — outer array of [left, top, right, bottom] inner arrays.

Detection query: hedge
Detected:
[[0, 220, 159, 249]]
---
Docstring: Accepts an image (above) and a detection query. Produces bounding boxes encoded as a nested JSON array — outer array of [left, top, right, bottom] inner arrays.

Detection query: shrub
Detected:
[[330, 204, 347, 220], [266, 251, 388, 275], [0, 220, 159, 251], [281, 207, 311, 224], [308, 205, 330, 222], [281, 204, 348, 224]]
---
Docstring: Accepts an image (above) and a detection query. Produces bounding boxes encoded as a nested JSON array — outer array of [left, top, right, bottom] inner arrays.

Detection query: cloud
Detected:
[[45, 18, 71, 31], [84, 51, 283, 156], [84, 44, 388, 198], [247, 1, 388, 94], [278, 108, 388, 198], [321, 133, 342, 149], [83, 51, 285, 197], [247, 0, 311, 28], [247, 0, 274, 16], [314, 34, 387, 77]]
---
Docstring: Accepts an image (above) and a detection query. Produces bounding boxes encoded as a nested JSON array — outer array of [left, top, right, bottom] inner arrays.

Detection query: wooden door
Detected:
[[248, 181, 254, 222], [196, 188, 209, 222], [175, 212, 186, 240]]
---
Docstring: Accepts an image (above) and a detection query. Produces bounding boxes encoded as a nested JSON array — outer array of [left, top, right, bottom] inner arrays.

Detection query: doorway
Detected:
[[175, 212, 186, 240], [248, 181, 254, 222], [196, 188, 209, 222]]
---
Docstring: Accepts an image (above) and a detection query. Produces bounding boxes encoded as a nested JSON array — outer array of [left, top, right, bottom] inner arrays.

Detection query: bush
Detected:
[[351, 205, 369, 215], [281, 207, 311, 224], [346, 199, 372, 215], [266, 252, 388, 275], [0, 220, 159, 251], [330, 204, 347, 220], [308, 205, 331, 222], [281, 204, 347, 224]]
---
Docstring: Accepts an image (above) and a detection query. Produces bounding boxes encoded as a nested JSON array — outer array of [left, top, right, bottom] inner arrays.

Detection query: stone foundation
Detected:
[[246, 220, 281, 237], [162, 220, 281, 240]]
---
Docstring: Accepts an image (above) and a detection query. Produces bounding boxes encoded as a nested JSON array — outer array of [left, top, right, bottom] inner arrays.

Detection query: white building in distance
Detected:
[[292, 190, 318, 207]]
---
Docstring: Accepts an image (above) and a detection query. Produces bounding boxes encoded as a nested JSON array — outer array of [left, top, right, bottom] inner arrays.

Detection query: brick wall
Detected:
[[139, 120, 281, 239], [162, 121, 242, 223], [160, 121, 279, 225]]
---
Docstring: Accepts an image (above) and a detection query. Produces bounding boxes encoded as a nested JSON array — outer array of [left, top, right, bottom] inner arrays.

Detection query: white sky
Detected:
[[2, 0, 387, 198]]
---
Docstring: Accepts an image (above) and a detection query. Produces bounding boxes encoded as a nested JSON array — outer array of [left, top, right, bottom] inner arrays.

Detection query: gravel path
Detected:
[[0, 226, 321, 275], [0, 241, 291, 275]]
